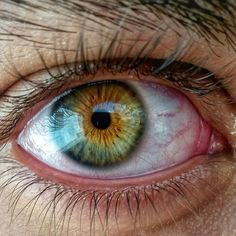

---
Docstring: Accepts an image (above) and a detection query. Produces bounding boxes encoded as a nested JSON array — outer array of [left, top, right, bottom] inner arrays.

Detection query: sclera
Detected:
[[17, 80, 215, 179]]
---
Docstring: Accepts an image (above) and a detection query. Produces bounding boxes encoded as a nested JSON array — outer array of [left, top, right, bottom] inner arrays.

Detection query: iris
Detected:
[[50, 80, 146, 167]]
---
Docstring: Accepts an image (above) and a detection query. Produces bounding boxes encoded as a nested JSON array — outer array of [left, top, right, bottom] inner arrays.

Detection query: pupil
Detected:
[[91, 112, 111, 130]]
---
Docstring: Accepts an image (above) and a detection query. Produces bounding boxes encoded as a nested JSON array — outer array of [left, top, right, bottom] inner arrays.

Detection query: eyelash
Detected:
[[0, 42, 223, 143], [0, 36, 232, 233], [0, 154, 234, 233]]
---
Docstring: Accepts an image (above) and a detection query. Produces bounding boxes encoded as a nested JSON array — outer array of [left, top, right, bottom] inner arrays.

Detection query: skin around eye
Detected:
[[16, 79, 224, 182]]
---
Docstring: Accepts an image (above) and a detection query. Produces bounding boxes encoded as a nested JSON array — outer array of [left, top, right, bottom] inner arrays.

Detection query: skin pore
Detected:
[[0, 0, 236, 235]]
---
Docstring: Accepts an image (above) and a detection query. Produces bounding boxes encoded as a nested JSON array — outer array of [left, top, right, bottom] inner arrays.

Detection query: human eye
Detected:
[[16, 77, 221, 178], [0, 1, 236, 236]]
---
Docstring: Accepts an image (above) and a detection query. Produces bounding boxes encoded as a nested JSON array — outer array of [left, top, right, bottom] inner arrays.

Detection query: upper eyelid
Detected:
[[0, 33, 226, 108], [0, 28, 232, 145], [0, 57, 222, 144]]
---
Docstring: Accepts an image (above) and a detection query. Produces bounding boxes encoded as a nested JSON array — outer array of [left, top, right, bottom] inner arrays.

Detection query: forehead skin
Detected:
[[0, 1, 235, 236]]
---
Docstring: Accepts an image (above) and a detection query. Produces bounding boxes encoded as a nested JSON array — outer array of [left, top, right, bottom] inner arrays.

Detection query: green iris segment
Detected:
[[49, 80, 146, 168]]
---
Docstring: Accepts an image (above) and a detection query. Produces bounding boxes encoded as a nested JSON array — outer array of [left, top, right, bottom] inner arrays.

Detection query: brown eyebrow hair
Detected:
[[0, 0, 235, 48]]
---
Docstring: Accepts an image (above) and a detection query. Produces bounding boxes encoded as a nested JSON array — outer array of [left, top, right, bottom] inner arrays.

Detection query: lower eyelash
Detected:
[[0, 152, 235, 235]]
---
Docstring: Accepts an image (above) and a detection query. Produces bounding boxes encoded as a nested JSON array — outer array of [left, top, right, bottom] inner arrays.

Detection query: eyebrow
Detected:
[[0, 0, 235, 47]]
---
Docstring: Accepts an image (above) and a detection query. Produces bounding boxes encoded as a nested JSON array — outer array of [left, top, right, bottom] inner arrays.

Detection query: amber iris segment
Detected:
[[50, 80, 146, 168]]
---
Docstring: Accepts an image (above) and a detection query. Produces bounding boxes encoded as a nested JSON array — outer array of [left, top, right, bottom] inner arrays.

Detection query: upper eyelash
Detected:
[[0, 35, 225, 144]]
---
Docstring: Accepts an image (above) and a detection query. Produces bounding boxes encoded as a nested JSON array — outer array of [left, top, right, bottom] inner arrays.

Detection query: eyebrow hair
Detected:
[[0, 0, 235, 47]]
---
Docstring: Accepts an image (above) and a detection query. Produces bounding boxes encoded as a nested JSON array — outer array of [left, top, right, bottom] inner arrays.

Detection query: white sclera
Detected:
[[17, 81, 211, 179]]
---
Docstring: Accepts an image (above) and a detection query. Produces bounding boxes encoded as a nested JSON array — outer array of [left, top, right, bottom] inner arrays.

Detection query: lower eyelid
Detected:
[[0, 139, 233, 231], [10, 140, 231, 189]]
